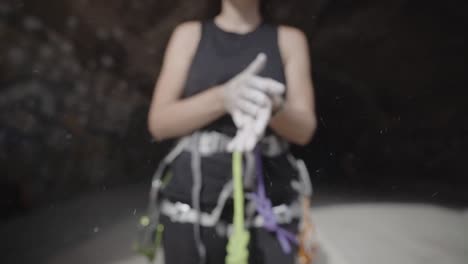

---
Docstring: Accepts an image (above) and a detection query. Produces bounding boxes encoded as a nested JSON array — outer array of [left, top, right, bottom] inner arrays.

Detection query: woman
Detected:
[[145, 0, 317, 263]]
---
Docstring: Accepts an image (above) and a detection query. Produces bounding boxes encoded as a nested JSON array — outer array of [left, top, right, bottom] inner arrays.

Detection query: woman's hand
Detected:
[[224, 53, 286, 152], [227, 99, 273, 152], [243, 74, 286, 116], [221, 53, 270, 124]]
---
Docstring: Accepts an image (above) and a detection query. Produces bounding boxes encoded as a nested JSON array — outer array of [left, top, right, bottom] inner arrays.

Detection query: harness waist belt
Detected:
[[160, 199, 300, 227], [179, 131, 289, 157]]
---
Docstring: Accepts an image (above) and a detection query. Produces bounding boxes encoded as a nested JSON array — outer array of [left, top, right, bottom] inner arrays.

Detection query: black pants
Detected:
[[160, 215, 298, 264]]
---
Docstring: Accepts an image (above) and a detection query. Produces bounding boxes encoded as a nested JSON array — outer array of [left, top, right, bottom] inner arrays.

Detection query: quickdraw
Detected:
[[298, 197, 318, 264], [295, 159, 319, 264]]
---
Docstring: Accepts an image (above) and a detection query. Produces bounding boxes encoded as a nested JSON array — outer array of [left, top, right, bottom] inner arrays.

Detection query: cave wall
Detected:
[[1, 0, 467, 215]]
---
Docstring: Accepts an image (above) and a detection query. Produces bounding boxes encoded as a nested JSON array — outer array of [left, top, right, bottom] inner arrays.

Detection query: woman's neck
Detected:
[[215, 0, 262, 34]]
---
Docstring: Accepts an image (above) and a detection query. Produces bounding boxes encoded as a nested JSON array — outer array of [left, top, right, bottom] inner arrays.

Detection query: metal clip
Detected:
[[273, 204, 293, 224]]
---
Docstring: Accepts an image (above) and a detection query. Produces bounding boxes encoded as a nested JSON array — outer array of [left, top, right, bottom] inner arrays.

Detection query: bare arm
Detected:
[[269, 26, 317, 145], [148, 22, 227, 141]]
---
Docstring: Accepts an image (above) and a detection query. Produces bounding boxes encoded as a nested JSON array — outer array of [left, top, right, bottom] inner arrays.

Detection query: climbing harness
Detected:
[[135, 131, 317, 264]]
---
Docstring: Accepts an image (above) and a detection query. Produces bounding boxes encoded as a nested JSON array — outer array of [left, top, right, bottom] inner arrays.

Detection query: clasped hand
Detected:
[[222, 53, 285, 152]]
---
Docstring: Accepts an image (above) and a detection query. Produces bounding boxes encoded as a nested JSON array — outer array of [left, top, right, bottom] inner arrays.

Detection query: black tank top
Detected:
[[162, 20, 297, 206], [183, 19, 286, 136]]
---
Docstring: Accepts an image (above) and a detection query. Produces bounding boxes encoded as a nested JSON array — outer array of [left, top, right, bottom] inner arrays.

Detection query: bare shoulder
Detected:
[[173, 21, 201, 36], [278, 25, 307, 40], [167, 21, 202, 55], [278, 25, 309, 62]]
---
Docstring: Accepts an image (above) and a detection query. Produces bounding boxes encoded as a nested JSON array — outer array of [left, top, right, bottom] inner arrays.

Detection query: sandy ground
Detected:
[[1, 183, 467, 264]]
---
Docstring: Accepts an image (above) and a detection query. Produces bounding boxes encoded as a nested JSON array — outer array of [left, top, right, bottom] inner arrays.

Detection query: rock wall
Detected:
[[1, 0, 467, 215]]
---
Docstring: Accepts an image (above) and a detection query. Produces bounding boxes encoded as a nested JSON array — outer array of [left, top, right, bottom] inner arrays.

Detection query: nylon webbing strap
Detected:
[[225, 152, 250, 264], [191, 133, 207, 264], [250, 149, 297, 253]]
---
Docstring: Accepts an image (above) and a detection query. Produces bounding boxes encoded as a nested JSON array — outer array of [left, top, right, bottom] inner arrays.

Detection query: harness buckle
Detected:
[[199, 132, 228, 155], [273, 204, 294, 224], [170, 201, 193, 222], [260, 135, 289, 157]]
